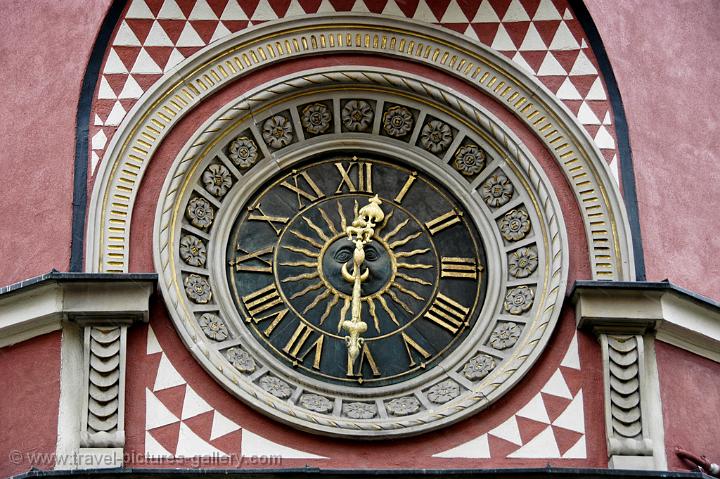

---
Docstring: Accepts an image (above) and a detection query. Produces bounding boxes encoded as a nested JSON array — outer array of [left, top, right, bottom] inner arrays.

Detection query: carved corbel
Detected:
[[79, 323, 129, 449], [573, 282, 665, 470]]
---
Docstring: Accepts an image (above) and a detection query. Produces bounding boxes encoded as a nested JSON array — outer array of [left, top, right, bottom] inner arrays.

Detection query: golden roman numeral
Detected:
[[441, 257, 479, 279], [283, 323, 324, 369], [425, 210, 461, 235], [335, 160, 373, 193], [401, 332, 431, 367], [393, 172, 417, 204], [247, 203, 289, 236], [280, 170, 325, 208], [232, 246, 274, 273], [347, 343, 381, 378], [424, 293, 470, 334], [247, 308, 289, 337], [242, 283, 283, 319]]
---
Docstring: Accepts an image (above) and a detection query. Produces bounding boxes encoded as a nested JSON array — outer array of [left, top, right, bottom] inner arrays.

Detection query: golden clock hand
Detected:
[[341, 195, 385, 373]]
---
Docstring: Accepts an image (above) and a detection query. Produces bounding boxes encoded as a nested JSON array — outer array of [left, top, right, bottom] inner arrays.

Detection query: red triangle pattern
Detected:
[[551, 425, 584, 455], [158, 19, 186, 43], [487, 433, 522, 458], [148, 421, 182, 454], [184, 410, 215, 439], [126, 19, 155, 44], [154, 384, 187, 419], [504, 22, 531, 49], [175, 0, 197, 18], [560, 366, 583, 396], [541, 392, 572, 423], [93, 0, 618, 177], [212, 428, 242, 455], [191, 20, 219, 43], [209, 0, 231, 17], [516, 415, 549, 444]]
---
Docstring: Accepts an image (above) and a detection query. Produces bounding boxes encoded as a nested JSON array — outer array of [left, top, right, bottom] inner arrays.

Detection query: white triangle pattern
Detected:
[[432, 434, 490, 458], [210, 410, 241, 440], [489, 415, 522, 445], [541, 369, 573, 399], [126, 0, 154, 19], [145, 388, 180, 430], [431, 353, 587, 459], [242, 430, 327, 459], [176, 423, 228, 458], [508, 426, 561, 458], [95, 0, 618, 229], [181, 386, 213, 420], [153, 353, 186, 391], [145, 431, 174, 458]]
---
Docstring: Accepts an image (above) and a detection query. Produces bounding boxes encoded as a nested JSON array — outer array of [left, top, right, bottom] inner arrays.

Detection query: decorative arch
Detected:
[[86, 13, 635, 280]]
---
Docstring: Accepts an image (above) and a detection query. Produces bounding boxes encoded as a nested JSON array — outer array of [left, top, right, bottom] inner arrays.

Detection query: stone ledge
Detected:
[[571, 280, 720, 362], [0, 271, 156, 348]]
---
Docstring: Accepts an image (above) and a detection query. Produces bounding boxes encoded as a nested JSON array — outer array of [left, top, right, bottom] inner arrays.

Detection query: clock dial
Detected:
[[227, 156, 487, 387]]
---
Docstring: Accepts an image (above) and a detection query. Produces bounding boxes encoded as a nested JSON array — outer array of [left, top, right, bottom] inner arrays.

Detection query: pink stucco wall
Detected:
[[655, 341, 720, 471], [0, 332, 62, 477], [587, 0, 720, 299], [0, 0, 111, 286]]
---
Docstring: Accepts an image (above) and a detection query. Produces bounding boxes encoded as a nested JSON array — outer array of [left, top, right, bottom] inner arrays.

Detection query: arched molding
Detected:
[[86, 13, 634, 280]]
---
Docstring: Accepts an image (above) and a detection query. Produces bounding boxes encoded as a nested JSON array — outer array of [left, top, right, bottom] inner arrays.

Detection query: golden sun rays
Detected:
[[280, 200, 434, 334]]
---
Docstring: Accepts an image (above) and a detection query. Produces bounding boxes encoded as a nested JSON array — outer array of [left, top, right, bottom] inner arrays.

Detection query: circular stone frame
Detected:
[[154, 68, 568, 437]]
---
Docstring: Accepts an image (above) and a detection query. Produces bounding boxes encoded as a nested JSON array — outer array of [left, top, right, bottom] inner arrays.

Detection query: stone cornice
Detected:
[[0, 271, 156, 348], [571, 280, 720, 362]]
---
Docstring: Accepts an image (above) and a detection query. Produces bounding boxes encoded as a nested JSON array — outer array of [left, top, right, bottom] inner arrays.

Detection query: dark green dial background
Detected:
[[227, 155, 487, 387]]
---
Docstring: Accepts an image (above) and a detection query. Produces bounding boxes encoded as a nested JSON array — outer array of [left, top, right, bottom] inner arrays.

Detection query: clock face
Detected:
[[227, 156, 487, 387], [156, 81, 569, 437]]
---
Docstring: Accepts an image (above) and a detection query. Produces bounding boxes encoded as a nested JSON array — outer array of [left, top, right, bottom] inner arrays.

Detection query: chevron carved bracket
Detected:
[[572, 282, 667, 470], [602, 334, 652, 457], [80, 325, 127, 448]]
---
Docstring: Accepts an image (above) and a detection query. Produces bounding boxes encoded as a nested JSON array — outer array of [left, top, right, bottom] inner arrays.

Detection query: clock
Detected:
[[155, 76, 568, 437], [226, 156, 486, 388]]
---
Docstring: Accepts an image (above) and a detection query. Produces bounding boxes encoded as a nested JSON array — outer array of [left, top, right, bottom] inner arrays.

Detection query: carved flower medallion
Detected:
[[499, 209, 531, 241], [489, 322, 522, 350], [342, 100, 374, 132], [184, 274, 212, 304], [382, 105, 413, 137], [386, 396, 421, 416], [503, 286, 534, 315], [228, 136, 259, 169], [509, 247, 538, 278], [462, 354, 496, 380], [301, 103, 331, 134], [427, 379, 461, 404], [199, 313, 229, 341], [262, 115, 293, 149], [343, 402, 377, 419], [300, 394, 333, 413], [186, 197, 214, 229], [453, 144, 486, 176], [226, 347, 257, 373], [259, 376, 292, 399], [179, 235, 207, 267], [202, 164, 232, 197], [481, 174, 514, 207], [420, 120, 453, 153]]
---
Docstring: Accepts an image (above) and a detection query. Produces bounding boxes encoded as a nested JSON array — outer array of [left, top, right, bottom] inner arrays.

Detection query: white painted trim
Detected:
[[657, 293, 720, 363], [56, 322, 84, 470], [0, 280, 155, 348], [0, 283, 63, 348]]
